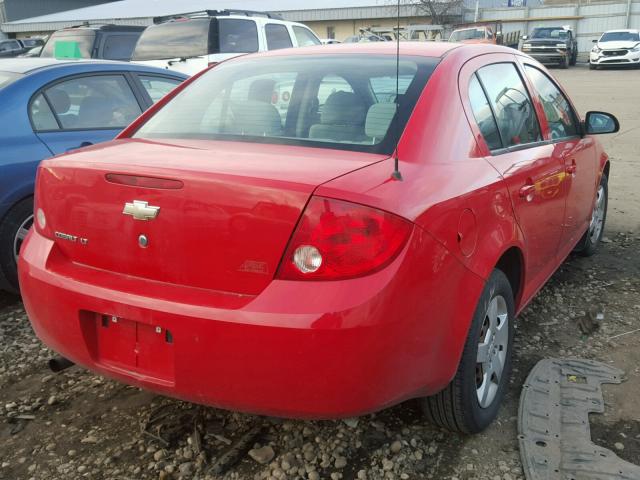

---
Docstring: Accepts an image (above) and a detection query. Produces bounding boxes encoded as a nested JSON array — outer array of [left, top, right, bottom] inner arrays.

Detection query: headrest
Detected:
[[321, 91, 366, 126], [248, 79, 276, 103], [365, 103, 396, 140], [47, 88, 71, 115]]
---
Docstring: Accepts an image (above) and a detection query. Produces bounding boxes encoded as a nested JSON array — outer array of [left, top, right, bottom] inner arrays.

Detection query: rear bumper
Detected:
[[19, 228, 483, 418]]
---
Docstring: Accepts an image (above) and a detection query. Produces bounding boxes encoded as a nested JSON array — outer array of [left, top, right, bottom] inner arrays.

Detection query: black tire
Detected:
[[560, 56, 569, 69], [589, 62, 599, 70], [0, 197, 34, 293], [570, 52, 577, 66], [575, 174, 608, 257], [422, 269, 515, 434]]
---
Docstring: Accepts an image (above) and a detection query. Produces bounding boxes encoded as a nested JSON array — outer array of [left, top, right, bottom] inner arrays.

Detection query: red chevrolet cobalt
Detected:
[[20, 43, 618, 433]]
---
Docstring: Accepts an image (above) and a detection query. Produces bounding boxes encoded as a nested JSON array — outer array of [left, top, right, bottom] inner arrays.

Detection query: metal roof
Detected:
[[2, 0, 424, 32]]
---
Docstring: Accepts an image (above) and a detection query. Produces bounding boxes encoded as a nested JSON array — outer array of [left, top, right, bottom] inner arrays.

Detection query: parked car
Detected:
[[590, 29, 640, 69], [449, 21, 519, 48], [0, 38, 45, 58], [0, 58, 187, 293], [40, 25, 145, 61], [19, 43, 618, 434], [520, 26, 578, 68], [19, 46, 44, 58], [131, 10, 321, 75]]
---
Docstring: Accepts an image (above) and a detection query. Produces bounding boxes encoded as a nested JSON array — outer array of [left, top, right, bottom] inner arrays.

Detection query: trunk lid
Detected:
[[38, 139, 387, 295]]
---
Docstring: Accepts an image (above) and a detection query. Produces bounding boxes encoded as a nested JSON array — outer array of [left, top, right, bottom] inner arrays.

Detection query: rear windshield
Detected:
[[0, 71, 22, 89], [450, 28, 485, 42], [600, 31, 640, 42], [132, 18, 259, 61], [133, 54, 438, 154], [41, 31, 95, 58]]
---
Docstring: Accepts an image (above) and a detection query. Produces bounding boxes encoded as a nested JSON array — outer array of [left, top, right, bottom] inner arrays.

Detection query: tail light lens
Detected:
[[277, 196, 413, 280]]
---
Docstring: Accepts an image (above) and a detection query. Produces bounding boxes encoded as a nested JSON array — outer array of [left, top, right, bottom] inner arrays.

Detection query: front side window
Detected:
[[218, 19, 259, 53], [524, 66, 578, 140], [468, 75, 502, 150], [265, 24, 293, 50], [476, 63, 541, 148], [134, 55, 437, 155], [41, 75, 141, 130], [293, 26, 321, 46]]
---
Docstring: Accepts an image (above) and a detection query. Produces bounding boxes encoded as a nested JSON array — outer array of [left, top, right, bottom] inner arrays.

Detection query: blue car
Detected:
[[0, 58, 187, 292]]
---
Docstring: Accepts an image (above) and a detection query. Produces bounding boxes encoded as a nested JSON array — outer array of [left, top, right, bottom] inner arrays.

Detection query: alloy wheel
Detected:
[[475, 295, 509, 409], [588, 185, 606, 244], [13, 214, 33, 264]]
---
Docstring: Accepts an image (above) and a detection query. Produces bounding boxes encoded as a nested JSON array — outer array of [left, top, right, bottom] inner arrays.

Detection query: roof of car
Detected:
[[0, 58, 187, 77], [259, 41, 463, 59], [603, 29, 639, 34]]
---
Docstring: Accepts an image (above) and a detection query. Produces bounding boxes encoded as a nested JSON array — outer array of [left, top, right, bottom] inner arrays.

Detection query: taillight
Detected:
[[276, 196, 413, 280]]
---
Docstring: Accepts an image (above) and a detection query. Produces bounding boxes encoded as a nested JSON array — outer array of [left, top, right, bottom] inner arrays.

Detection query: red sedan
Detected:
[[19, 42, 618, 433]]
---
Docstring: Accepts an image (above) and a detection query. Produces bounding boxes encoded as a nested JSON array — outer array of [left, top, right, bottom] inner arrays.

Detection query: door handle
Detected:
[[519, 184, 536, 202]]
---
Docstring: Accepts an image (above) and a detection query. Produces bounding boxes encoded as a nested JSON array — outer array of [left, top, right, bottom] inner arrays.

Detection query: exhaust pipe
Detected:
[[48, 356, 74, 373]]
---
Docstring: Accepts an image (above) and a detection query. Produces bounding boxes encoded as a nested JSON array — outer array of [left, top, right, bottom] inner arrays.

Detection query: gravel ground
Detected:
[[1, 65, 639, 480]]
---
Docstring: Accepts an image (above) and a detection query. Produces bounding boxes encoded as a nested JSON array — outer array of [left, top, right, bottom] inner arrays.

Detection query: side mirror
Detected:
[[584, 111, 620, 135], [521, 35, 528, 40], [592, 39, 598, 43]]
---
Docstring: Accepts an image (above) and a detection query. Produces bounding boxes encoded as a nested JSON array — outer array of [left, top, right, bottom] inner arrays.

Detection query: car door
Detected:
[[30, 73, 144, 155], [460, 54, 568, 292], [520, 61, 597, 252]]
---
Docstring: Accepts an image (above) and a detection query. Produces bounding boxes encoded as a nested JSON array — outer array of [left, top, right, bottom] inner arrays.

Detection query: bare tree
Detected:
[[416, 0, 465, 26]]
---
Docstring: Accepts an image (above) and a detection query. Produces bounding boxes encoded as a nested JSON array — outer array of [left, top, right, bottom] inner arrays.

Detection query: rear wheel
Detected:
[[575, 174, 608, 257], [422, 269, 515, 433], [0, 198, 34, 293], [589, 62, 598, 70], [560, 56, 569, 69]]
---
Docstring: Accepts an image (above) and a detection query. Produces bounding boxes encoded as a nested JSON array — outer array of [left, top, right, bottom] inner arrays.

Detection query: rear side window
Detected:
[[39, 75, 142, 130], [524, 66, 578, 140], [476, 63, 541, 148], [265, 24, 293, 50], [30, 93, 59, 131], [139, 75, 182, 103], [41, 32, 95, 59], [132, 19, 210, 60], [293, 26, 321, 46], [218, 19, 259, 53], [468, 75, 502, 151], [102, 34, 139, 61]]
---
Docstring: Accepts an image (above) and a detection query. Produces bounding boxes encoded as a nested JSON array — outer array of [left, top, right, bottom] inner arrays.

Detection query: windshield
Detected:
[[40, 31, 95, 58], [0, 71, 22, 88], [530, 28, 568, 40], [600, 31, 640, 42], [449, 28, 485, 42], [134, 54, 438, 154]]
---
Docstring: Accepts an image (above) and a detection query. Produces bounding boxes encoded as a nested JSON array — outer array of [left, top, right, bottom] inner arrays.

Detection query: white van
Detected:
[[131, 10, 322, 75]]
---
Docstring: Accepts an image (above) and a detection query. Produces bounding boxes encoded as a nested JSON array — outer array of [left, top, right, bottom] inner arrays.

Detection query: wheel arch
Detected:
[[494, 246, 525, 311]]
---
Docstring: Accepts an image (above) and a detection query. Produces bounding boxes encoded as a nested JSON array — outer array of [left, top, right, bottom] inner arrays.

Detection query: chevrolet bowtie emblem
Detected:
[[123, 200, 160, 221]]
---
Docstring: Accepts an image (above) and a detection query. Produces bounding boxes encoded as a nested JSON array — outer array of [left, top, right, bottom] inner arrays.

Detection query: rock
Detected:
[[357, 470, 367, 480], [335, 456, 347, 469], [331, 473, 342, 480], [81, 435, 98, 444], [342, 417, 359, 428], [178, 462, 193, 476], [390, 440, 402, 454], [308, 472, 320, 480], [382, 459, 394, 471], [248, 445, 275, 465], [154, 450, 166, 462], [67, 450, 77, 457], [614, 442, 624, 451], [47, 396, 57, 406]]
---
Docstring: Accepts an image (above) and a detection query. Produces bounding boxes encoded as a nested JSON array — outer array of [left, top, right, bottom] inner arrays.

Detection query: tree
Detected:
[[416, 0, 465, 25]]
